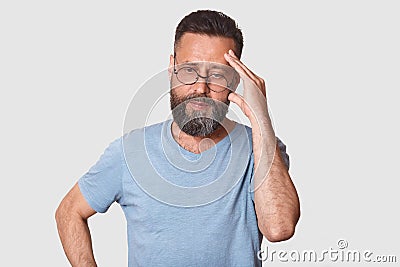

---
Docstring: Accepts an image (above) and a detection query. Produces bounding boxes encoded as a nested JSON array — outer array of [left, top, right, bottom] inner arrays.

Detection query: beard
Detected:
[[170, 91, 230, 137]]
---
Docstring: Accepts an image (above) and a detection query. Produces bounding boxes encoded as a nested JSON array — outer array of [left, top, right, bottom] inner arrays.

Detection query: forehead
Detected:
[[175, 33, 236, 65]]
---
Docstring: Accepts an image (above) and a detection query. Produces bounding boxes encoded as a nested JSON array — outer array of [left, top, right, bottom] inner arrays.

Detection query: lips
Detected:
[[188, 100, 210, 109]]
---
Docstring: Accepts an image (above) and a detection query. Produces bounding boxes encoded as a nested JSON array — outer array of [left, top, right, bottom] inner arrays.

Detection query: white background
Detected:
[[1, 0, 399, 266]]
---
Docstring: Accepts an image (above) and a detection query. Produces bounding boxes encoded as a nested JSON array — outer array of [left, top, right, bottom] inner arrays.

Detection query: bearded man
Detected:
[[56, 10, 300, 267]]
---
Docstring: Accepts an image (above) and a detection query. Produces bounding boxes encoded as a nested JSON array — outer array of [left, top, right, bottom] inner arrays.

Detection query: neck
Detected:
[[171, 118, 236, 154]]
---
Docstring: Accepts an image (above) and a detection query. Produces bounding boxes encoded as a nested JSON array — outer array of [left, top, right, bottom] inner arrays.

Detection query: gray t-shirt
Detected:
[[78, 120, 289, 266]]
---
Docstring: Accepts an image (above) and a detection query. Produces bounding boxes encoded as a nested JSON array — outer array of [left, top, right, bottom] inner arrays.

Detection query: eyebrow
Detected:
[[180, 61, 200, 67], [180, 61, 232, 71]]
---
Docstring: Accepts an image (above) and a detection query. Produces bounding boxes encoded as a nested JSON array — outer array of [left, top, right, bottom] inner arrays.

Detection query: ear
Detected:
[[168, 54, 174, 79], [169, 54, 174, 68]]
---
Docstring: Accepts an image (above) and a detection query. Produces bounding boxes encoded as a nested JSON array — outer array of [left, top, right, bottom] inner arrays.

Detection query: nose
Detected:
[[192, 78, 210, 94]]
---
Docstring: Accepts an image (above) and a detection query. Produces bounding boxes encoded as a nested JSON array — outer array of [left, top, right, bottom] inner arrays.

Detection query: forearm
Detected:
[[252, 126, 300, 242], [223, 49, 300, 241], [56, 210, 97, 267]]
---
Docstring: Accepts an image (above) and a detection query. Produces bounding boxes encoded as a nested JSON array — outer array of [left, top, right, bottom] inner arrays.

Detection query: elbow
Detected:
[[260, 223, 296, 243], [262, 204, 301, 242], [55, 198, 72, 227], [55, 202, 65, 227]]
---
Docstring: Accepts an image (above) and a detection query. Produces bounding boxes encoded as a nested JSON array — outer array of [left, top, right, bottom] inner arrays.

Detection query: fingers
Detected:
[[224, 50, 266, 97], [228, 50, 258, 81], [224, 51, 252, 79], [228, 91, 254, 121]]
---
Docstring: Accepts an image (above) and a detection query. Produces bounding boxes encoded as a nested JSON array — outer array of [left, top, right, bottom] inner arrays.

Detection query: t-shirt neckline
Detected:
[[163, 119, 240, 157]]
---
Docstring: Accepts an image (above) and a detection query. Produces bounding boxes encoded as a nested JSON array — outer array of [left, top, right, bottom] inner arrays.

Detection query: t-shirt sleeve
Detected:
[[78, 138, 124, 213], [276, 136, 290, 170]]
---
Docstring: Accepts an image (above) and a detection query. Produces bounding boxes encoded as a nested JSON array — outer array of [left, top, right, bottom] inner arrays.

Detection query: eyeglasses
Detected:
[[173, 53, 235, 93]]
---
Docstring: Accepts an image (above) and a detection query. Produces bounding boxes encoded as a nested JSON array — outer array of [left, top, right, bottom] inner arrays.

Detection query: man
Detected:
[[56, 10, 300, 267]]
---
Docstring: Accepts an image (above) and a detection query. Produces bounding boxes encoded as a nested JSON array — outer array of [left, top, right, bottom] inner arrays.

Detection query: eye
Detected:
[[179, 67, 196, 74], [209, 73, 224, 79]]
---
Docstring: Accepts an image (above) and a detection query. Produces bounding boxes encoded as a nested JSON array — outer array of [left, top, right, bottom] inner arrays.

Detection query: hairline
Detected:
[[174, 32, 241, 59]]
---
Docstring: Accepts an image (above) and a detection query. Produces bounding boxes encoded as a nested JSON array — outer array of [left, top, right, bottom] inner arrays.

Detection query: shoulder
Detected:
[[123, 120, 167, 140]]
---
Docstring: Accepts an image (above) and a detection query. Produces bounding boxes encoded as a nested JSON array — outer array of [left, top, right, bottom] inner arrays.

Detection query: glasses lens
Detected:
[[207, 73, 229, 92], [174, 62, 236, 92], [176, 67, 198, 85]]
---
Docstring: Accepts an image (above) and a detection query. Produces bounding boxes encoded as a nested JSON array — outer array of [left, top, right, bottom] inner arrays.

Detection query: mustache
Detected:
[[183, 94, 220, 105]]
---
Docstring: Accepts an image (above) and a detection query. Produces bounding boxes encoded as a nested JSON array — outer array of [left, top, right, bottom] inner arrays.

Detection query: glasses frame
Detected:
[[173, 53, 233, 93]]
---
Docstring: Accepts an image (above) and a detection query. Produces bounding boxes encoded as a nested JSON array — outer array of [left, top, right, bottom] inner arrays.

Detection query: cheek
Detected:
[[171, 73, 189, 91], [171, 85, 190, 98], [210, 91, 230, 103]]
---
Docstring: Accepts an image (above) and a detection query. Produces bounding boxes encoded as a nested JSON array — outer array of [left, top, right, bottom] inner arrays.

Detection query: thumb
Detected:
[[228, 91, 254, 120]]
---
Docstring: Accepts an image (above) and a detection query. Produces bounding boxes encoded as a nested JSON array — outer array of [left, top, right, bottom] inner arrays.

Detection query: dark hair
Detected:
[[174, 10, 244, 58]]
